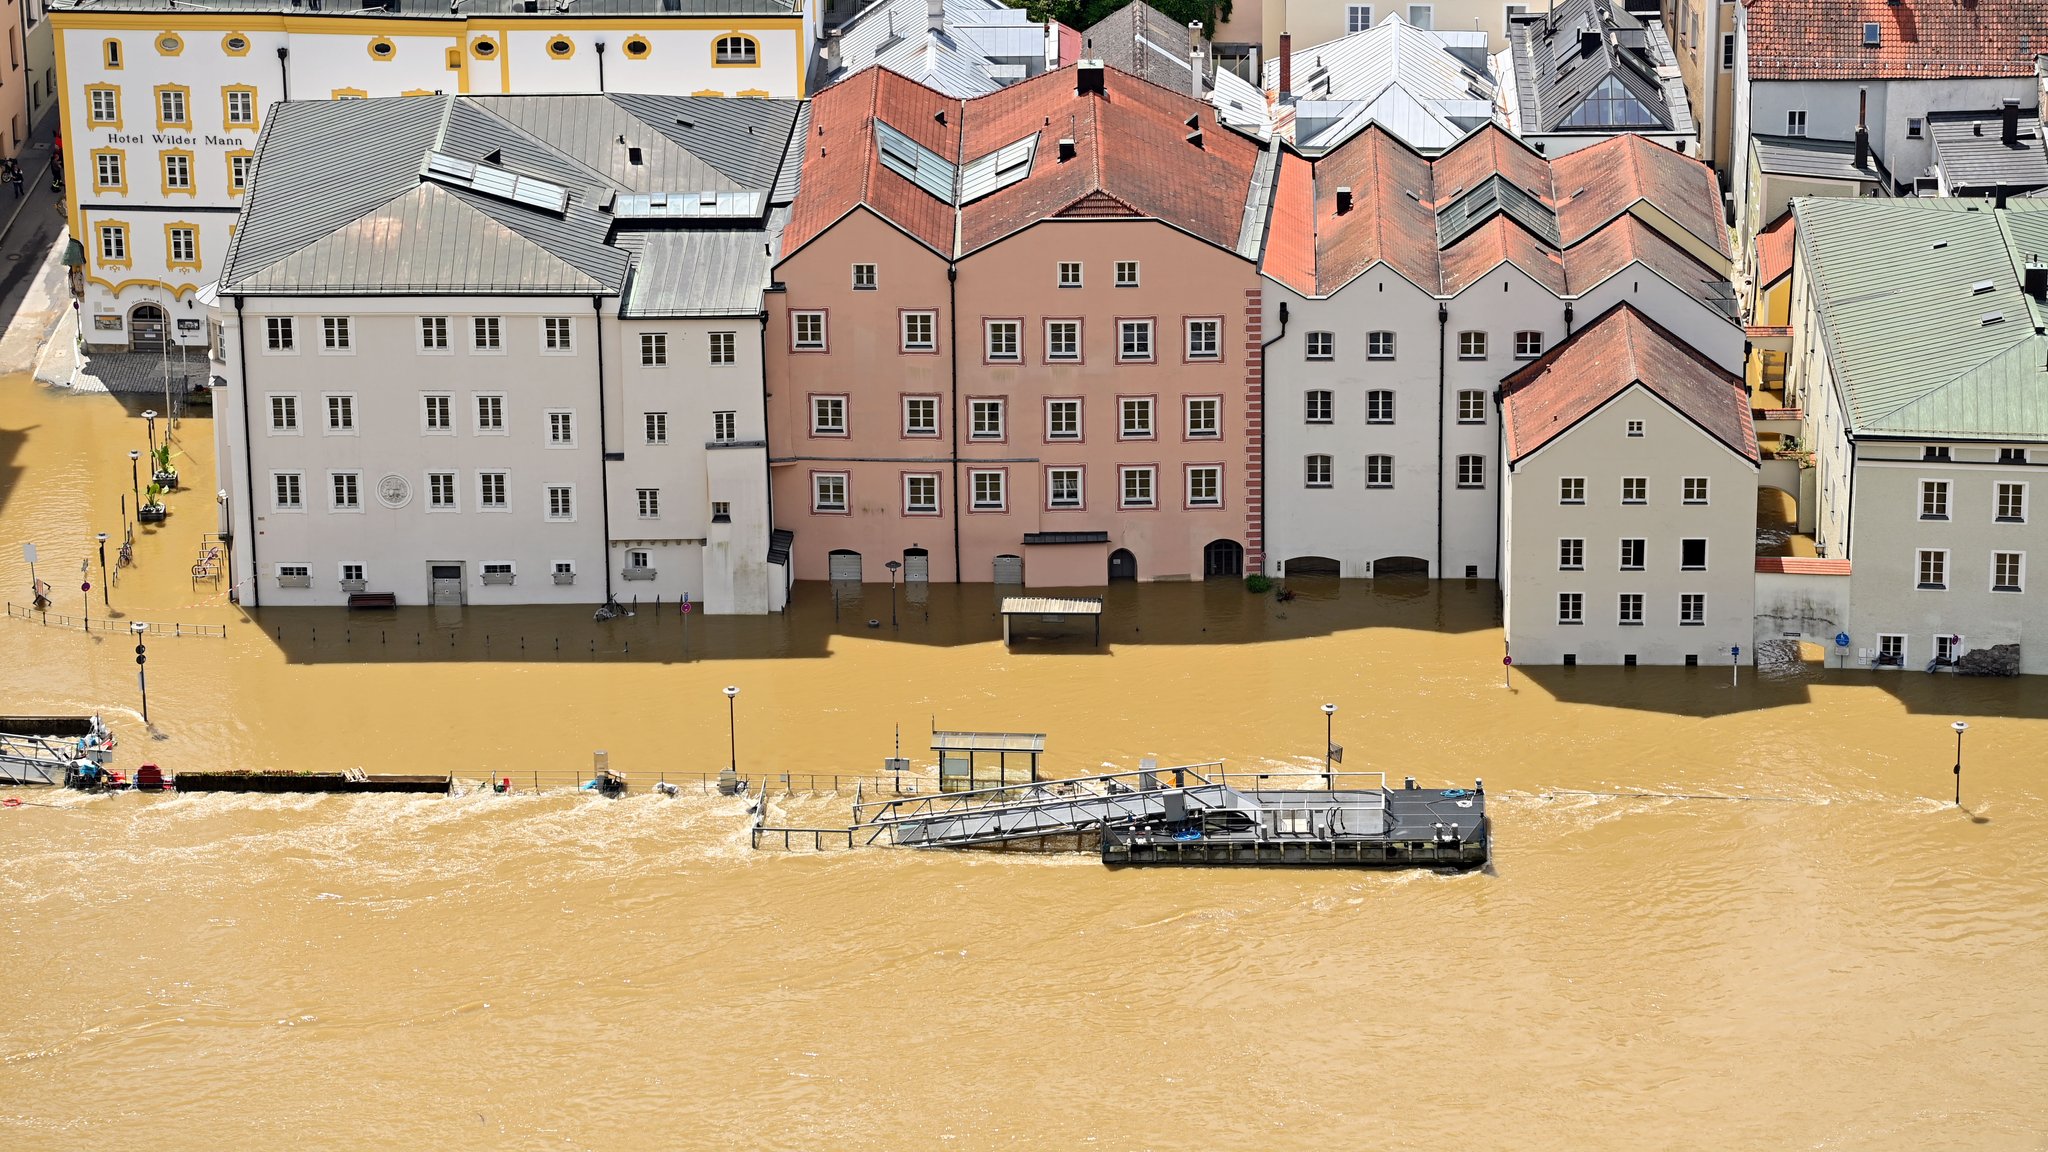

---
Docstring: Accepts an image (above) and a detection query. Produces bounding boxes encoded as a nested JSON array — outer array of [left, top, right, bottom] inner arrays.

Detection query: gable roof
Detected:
[[1755, 211, 1796, 288], [220, 93, 801, 302], [1501, 302, 1757, 463], [1262, 13, 1498, 154], [818, 0, 1056, 98], [1793, 196, 2048, 441], [1263, 121, 1731, 309], [782, 62, 1269, 264], [1741, 0, 2048, 82], [1081, 2, 1272, 137], [1506, 0, 1690, 136]]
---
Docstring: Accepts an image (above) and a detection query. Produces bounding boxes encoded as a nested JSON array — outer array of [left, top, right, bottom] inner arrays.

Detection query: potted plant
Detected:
[[138, 483, 168, 523], [152, 444, 179, 489]]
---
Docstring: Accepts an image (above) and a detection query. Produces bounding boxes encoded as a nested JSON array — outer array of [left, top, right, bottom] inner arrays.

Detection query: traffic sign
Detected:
[[681, 599, 692, 615], [81, 581, 90, 592], [1835, 632, 1851, 647], [1502, 655, 1513, 666], [1731, 646, 1740, 658]]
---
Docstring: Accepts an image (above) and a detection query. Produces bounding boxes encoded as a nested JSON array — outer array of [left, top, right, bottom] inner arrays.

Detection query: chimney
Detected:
[[2023, 258, 2047, 300], [1058, 137, 1077, 162], [1190, 50, 1204, 97], [2002, 98, 2021, 146], [1279, 32, 1292, 102], [1335, 186, 1353, 214], [927, 0, 944, 36], [822, 27, 841, 72], [1076, 59, 1104, 96], [1188, 20, 1202, 54], [1854, 87, 1869, 169]]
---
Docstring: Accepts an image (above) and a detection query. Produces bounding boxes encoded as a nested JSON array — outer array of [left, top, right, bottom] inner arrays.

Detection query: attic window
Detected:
[[1862, 23, 1880, 47], [1972, 280, 1996, 295], [628, 146, 644, 165], [1931, 241, 1948, 250]]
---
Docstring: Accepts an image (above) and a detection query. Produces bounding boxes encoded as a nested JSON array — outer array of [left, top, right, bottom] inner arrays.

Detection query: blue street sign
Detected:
[[1835, 632, 1851, 647], [1731, 646, 1740, 658]]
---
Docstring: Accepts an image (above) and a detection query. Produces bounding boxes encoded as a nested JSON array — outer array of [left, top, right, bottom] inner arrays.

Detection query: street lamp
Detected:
[[1322, 702, 1337, 790], [96, 532, 109, 608], [1952, 721, 1969, 807], [885, 560, 901, 628], [129, 449, 141, 508], [132, 621, 150, 726], [724, 685, 740, 773], [142, 409, 158, 461]]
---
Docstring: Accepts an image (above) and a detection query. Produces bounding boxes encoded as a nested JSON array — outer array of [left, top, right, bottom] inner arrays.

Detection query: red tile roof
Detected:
[[1742, 0, 2048, 82], [1551, 134, 1730, 258], [1263, 124, 1731, 303], [1754, 211, 1796, 288], [1501, 302, 1758, 463], [1755, 557, 1852, 575], [782, 68, 962, 259], [783, 65, 1266, 264]]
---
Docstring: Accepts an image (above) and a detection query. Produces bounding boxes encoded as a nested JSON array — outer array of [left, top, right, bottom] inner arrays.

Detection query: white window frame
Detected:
[[1626, 419, 1645, 437], [1557, 592, 1583, 625], [1991, 550, 2025, 593], [1366, 331, 1395, 360], [1305, 454, 1333, 488], [1346, 4, 1373, 34], [1457, 331, 1487, 360], [267, 393, 301, 435], [1046, 319, 1080, 362], [709, 331, 737, 364], [1119, 465, 1156, 509], [1514, 330, 1543, 359], [811, 395, 847, 437], [1620, 538, 1645, 571], [1365, 454, 1394, 489], [1920, 478, 1950, 520], [904, 472, 940, 515], [322, 392, 357, 436], [640, 331, 668, 366], [1366, 390, 1395, 424], [478, 470, 509, 512], [1679, 593, 1705, 626], [969, 469, 1007, 512], [636, 487, 660, 519], [1306, 390, 1334, 424], [713, 411, 737, 442], [1458, 390, 1486, 424], [643, 411, 667, 445], [546, 484, 575, 522], [1057, 261, 1083, 288], [851, 262, 877, 291], [792, 310, 826, 350], [320, 316, 353, 354], [422, 393, 454, 435], [1618, 593, 1644, 626], [1185, 397, 1220, 438], [1185, 318, 1221, 361], [1456, 454, 1484, 489], [473, 392, 507, 436], [1916, 547, 1949, 590], [1185, 464, 1221, 508], [970, 398, 1006, 441], [426, 471, 459, 512], [1047, 466, 1083, 509], [471, 315, 504, 353], [1405, 3, 1432, 30], [1114, 260, 1139, 287], [1046, 398, 1081, 441], [1622, 477, 1647, 505], [1681, 537, 1708, 572], [1559, 477, 1586, 504], [1682, 477, 1709, 505], [903, 396, 939, 437], [1876, 633, 1907, 666], [1305, 331, 1334, 360], [271, 470, 304, 512], [985, 319, 1021, 362], [1120, 397, 1155, 440], [329, 469, 362, 508], [541, 316, 574, 354], [1118, 320, 1154, 363], [1787, 110, 1807, 137], [264, 316, 296, 354], [902, 311, 936, 352], [1995, 481, 2027, 523], [812, 472, 848, 513], [420, 315, 451, 353], [547, 409, 576, 448], [1558, 537, 1585, 571]]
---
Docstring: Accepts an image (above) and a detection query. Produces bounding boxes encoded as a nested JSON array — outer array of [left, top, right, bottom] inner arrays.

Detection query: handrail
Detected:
[[859, 762, 1228, 826]]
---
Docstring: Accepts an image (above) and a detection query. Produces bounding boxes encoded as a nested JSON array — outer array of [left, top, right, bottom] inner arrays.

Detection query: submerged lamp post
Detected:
[[142, 409, 158, 460], [724, 685, 740, 773], [96, 533, 109, 607], [128, 449, 141, 507], [132, 621, 150, 725], [1322, 702, 1337, 790], [1952, 721, 1968, 807], [885, 559, 901, 628]]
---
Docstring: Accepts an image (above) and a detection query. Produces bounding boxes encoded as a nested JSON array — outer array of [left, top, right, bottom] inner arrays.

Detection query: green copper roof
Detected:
[[1793, 197, 2048, 441]]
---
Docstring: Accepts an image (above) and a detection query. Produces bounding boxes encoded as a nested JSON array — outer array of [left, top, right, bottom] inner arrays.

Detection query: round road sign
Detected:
[[1502, 655, 1513, 666], [1835, 632, 1851, 647]]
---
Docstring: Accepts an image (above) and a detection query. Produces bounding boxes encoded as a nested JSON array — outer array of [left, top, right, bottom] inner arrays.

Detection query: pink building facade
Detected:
[[768, 64, 1271, 587]]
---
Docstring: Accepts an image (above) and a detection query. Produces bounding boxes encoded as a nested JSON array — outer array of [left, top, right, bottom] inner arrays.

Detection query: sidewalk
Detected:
[[0, 106, 72, 382]]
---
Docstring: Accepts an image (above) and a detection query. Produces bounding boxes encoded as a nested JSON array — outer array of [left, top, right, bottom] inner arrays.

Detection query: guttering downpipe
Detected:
[[276, 47, 289, 102], [1436, 301, 1448, 579], [1258, 298, 1291, 573], [592, 295, 615, 603], [947, 262, 961, 583], [595, 40, 606, 91], [233, 294, 260, 606], [1844, 436, 1856, 560], [758, 308, 782, 608]]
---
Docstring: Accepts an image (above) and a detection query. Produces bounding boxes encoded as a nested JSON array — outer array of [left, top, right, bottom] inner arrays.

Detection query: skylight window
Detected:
[[423, 151, 568, 214], [1972, 280, 1996, 295], [1863, 23, 1880, 47]]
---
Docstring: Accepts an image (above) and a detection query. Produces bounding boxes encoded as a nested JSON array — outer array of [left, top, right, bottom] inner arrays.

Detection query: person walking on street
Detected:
[[9, 164, 22, 200]]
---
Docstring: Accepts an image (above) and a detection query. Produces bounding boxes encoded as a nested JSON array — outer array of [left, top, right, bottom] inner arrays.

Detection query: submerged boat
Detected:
[[0, 715, 115, 786]]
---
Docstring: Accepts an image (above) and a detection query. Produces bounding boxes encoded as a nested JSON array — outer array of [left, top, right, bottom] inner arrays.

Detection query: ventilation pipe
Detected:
[[927, 0, 944, 36], [1190, 49, 1204, 97], [1076, 60, 1105, 95], [2002, 98, 2021, 147], [2022, 257, 2047, 300], [1854, 87, 1869, 170]]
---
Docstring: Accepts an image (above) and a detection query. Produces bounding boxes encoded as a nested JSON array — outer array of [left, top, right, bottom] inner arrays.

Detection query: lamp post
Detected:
[[129, 449, 141, 508], [724, 685, 740, 773], [96, 533, 109, 607], [885, 560, 901, 628], [1322, 702, 1337, 790], [1952, 721, 1968, 807], [132, 621, 150, 725], [142, 409, 158, 461]]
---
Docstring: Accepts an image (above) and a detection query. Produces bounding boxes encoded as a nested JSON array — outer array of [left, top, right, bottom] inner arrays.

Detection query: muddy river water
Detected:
[[1, 374, 2044, 1150]]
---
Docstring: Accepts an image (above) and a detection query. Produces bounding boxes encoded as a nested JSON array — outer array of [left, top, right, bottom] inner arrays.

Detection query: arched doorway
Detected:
[[826, 548, 862, 583], [1203, 539, 1244, 579], [1283, 555, 1339, 576], [1108, 548, 1137, 581], [992, 554, 1024, 583], [129, 304, 167, 353], [1371, 556, 1429, 577]]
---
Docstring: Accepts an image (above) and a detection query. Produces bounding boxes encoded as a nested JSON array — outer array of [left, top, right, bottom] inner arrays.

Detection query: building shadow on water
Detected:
[[256, 575, 1501, 665], [1517, 659, 2048, 719]]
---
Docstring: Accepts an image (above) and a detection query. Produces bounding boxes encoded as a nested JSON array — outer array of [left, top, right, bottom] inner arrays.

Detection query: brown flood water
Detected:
[[2, 372, 2046, 1150]]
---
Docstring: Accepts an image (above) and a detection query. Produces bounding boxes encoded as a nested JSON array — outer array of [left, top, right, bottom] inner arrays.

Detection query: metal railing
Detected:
[[4, 604, 229, 637]]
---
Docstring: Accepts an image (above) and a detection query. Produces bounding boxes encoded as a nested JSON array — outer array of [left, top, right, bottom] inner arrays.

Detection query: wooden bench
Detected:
[[347, 592, 398, 610]]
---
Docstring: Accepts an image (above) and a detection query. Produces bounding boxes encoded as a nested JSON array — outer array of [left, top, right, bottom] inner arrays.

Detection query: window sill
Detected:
[[1560, 500, 1585, 506], [1682, 567, 1706, 572], [1995, 516, 2024, 524], [1304, 483, 1332, 489], [1556, 620, 1582, 626], [481, 573, 516, 586], [621, 568, 657, 581], [1365, 484, 1394, 490], [1919, 515, 1948, 521], [553, 572, 577, 585], [1619, 621, 1644, 627], [1917, 583, 1946, 590], [1993, 585, 2022, 593]]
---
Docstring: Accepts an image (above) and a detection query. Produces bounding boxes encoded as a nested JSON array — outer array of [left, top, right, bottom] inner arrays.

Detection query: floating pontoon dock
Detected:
[[852, 764, 1487, 869], [169, 771, 452, 794], [0, 715, 114, 786]]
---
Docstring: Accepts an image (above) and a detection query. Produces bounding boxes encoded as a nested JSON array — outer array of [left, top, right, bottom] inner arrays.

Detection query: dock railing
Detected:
[[5, 604, 228, 638], [854, 762, 1229, 845]]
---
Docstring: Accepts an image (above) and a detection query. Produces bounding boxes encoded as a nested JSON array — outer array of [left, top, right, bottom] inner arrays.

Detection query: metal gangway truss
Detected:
[[852, 764, 1392, 849]]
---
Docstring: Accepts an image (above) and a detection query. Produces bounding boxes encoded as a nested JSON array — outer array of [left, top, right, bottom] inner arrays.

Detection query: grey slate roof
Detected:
[[221, 93, 800, 308], [1929, 108, 2048, 195], [1082, 2, 1270, 137], [1793, 197, 2048, 441], [52, 0, 797, 15], [1752, 133, 1891, 186], [1505, 0, 1689, 136]]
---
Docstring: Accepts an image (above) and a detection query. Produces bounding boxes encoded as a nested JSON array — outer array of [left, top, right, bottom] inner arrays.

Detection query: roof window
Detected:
[[1972, 280, 1995, 295], [1862, 23, 1880, 47]]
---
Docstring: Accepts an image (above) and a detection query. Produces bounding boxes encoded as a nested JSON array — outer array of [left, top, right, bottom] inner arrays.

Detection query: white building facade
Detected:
[[54, 0, 817, 352], [212, 94, 798, 612], [1258, 125, 1739, 581], [1501, 303, 1758, 666]]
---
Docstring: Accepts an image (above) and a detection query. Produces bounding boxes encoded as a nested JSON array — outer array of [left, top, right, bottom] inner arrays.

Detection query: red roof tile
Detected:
[[781, 69, 962, 260], [1311, 128, 1438, 294], [1432, 124, 1554, 213], [1441, 216, 1566, 295], [959, 67, 1265, 255], [1562, 215, 1729, 307], [1501, 302, 1758, 463], [1755, 211, 1796, 287], [1743, 0, 2048, 82], [1551, 134, 1730, 257], [1263, 152, 1317, 296]]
